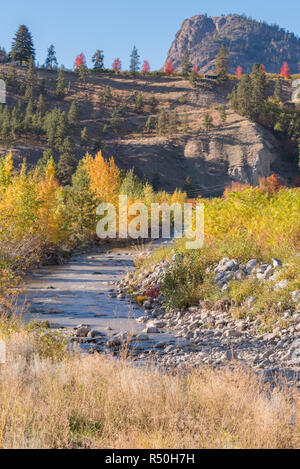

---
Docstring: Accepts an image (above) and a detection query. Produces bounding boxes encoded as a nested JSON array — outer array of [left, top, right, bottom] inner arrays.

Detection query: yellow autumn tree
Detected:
[[36, 158, 64, 244], [82, 151, 121, 206]]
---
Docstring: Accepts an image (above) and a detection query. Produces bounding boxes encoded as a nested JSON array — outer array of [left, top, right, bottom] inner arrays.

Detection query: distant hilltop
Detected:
[[166, 14, 300, 74]]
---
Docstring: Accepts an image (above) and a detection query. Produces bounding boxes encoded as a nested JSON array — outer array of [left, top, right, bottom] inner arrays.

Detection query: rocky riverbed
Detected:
[[21, 243, 300, 385], [113, 253, 300, 384]]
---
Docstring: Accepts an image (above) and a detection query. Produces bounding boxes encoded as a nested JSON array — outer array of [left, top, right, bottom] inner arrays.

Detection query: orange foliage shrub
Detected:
[[259, 174, 284, 194], [223, 181, 251, 198]]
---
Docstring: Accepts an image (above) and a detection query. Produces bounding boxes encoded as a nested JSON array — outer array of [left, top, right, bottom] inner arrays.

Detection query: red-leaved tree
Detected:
[[141, 60, 150, 73], [236, 66, 243, 78], [165, 59, 173, 75], [259, 174, 284, 194], [281, 62, 290, 78], [112, 58, 121, 73], [74, 53, 86, 69]]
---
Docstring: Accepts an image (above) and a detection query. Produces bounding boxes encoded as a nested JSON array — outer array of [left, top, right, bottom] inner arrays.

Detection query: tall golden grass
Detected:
[[0, 328, 300, 449]]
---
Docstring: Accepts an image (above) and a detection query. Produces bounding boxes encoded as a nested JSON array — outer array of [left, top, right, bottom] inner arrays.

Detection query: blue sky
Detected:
[[1, 0, 300, 70]]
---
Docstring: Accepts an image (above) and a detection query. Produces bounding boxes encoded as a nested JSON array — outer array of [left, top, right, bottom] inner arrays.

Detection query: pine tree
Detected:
[[36, 94, 46, 115], [149, 95, 158, 113], [181, 50, 191, 78], [68, 161, 97, 239], [236, 75, 253, 117], [274, 78, 283, 102], [56, 69, 66, 98], [68, 101, 81, 127], [24, 100, 34, 131], [130, 46, 140, 74], [169, 112, 179, 133], [250, 63, 266, 118], [202, 112, 213, 130], [156, 111, 168, 135], [102, 86, 112, 104], [10, 25, 35, 64], [7, 64, 17, 87], [92, 50, 104, 70], [189, 68, 198, 87], [215, 44, 228, 83], [24, 55, 35, 101], [57, 137, 76, 185], [81, 127, 89, 148], [145, 115, 155, 133], [45, 44, 58, 70], [135, 93, 144, 113], [36, 150, 55, 177], [110, 108, 121, 133]]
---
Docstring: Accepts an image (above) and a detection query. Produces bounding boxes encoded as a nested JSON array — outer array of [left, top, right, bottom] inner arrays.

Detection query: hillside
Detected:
[[167, 14, 300, 74], [0, 64, 298, 195]]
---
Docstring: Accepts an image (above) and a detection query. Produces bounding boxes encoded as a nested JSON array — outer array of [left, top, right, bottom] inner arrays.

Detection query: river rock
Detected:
[[75, 326, 91, 337]]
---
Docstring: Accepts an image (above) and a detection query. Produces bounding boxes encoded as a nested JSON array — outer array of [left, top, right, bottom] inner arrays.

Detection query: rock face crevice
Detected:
[[167, 14, 300, 74]]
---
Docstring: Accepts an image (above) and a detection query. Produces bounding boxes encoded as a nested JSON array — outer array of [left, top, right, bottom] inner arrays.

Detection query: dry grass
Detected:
[[0, 329, 300, 449]]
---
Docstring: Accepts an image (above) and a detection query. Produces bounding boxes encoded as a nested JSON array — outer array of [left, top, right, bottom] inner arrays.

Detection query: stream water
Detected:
[[20, 241, 179, 351]]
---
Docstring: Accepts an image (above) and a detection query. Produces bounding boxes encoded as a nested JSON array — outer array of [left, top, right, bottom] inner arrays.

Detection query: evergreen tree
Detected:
[[189, 69, 198, 87], [274, 78, 283, 102], [110, 108, 121, 132], [24, 55, 35, 101], [0, 47, 8, 63], [215, 44, 228, 83], [135, 93, 144, 113], [7, 64, 17, 87], [57, 137, 76, 185], [43, 107, 67, 147], [102, 86, 112, 104], [202, 112, 213, 130], [92, 50, 104, 70], [169, 112, 179, 133], [250, 64, 266, 119], [149, 95, 158, 113], [181, 50, 192, 78], [36, 150, 55, 177], [129, 46, 140, 74], [68, 101, 81, 127], [10, 25, 35, 64], [56, 69, 66, 98], [120, 169, 144, 198], [36, 94, 46, 115], [156, 110, 169, 135], [80, 127, 89, 148], [68, 161, 97, 239], [236, 74, 253, 117], [145, 115, 155, 133], [44, 44, 58, 70]]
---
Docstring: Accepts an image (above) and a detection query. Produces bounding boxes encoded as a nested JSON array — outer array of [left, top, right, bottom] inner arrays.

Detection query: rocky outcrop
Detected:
[[167, 14, 300, 74]]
